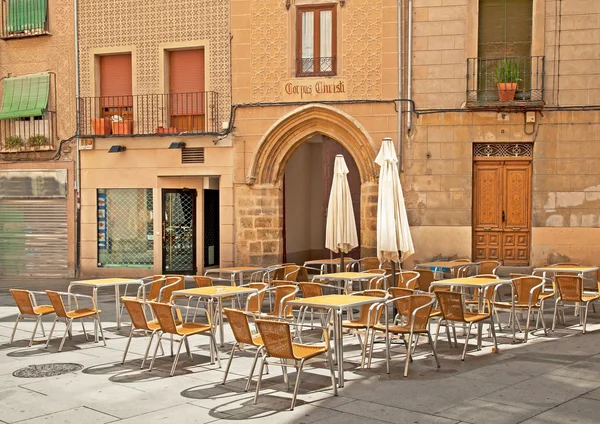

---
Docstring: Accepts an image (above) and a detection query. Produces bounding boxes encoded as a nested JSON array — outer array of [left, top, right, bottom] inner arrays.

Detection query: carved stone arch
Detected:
[[246, 104, 378, 187]]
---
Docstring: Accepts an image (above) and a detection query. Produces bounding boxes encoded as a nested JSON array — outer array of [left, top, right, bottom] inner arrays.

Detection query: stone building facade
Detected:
[[76, 0, 234, 277], [0, 1, 77, 277], [232, 0, 600, 268]]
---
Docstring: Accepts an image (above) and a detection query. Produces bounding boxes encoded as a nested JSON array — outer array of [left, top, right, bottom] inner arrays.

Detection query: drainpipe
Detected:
[[397, 0, 403, 170], [74, 0, 81, 276], [406, 0, 413, 131]]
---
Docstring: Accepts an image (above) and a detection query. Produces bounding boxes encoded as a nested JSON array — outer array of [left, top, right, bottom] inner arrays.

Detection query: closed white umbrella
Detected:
[[376, 137, 414, 285], [326, 154, 359, 271]]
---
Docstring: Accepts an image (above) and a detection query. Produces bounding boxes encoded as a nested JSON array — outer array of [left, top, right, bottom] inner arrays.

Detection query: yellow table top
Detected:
[[70, 278, 142, 286], [205, 267, 265, 273], [431, 277, 506, 288], [314, 272, 383, 280], [417, 261, 475, 268], [305, 259, 359, 265], [172, 286, 258, 298], [534, 266, 599, 273], [288, 294, 384, 309]]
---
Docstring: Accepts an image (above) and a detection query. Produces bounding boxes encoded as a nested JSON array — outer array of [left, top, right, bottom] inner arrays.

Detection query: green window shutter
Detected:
[[0, 73, 50, 120], [6, 0, 47, 33]]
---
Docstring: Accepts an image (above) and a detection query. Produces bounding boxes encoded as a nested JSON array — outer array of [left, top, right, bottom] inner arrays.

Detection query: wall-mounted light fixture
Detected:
[[286, 0, 291, 10], [339, 0, 346, 6], [108, 145, 126, 153], [168, 141, 186, 149]]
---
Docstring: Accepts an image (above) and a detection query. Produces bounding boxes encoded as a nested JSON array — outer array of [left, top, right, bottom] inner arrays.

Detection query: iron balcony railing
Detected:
[[0, 111, 57, 151], [466, 56, 545, 106], [296, 57, 336, 77], [1, 0, 50, 39], [77, 92, 220, 137]]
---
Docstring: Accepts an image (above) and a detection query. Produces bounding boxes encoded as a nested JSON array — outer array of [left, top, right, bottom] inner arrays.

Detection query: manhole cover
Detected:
[[13, 363, 84, 378]]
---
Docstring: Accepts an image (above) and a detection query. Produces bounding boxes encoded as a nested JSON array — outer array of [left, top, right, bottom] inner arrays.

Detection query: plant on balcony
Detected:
[[27, 135, 48, 148], [111, 114, 133, 135], [4, 135, 23, 149], [494, 58, 521, 102]]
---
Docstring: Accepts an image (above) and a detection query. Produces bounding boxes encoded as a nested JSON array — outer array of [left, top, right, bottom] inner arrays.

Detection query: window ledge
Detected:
[[1, 30, 51, 40], [466, 100, 545, 112], [0, 145, 54, 153]]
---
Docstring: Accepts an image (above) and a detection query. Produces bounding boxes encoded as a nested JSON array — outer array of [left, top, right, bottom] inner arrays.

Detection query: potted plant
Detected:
[[111, 114, 133, 135], [27, 135, 48, 148], [495, 58, 521, 102], [4, 135, 23, 150], [91, 117, 111, 135]]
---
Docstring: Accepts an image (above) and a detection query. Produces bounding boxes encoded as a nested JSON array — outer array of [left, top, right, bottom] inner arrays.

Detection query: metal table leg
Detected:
[[218, 297, 225, 347], [511, 284, 516, 343], [335, 309, 344, 388], [115, 285, 121, 330], [93, 287, 99, 343]]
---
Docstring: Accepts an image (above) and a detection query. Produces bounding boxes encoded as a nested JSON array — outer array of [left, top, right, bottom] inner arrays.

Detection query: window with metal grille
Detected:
[[181, 147, 205, 164], [1, 0, 50, 39], [97, 188, 154, 268], [296, 5, 337, 77]]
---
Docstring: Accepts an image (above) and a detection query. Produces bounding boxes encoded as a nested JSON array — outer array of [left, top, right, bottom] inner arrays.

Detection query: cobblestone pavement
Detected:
[[1, 278, 600, 423]]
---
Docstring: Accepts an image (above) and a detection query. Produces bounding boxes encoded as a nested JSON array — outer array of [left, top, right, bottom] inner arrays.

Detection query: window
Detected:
[[467, 0, 543, 104], [99, 53, 133, 134], [97, 189, 154, 268], [1, 0, 49, 39], [169, 49, 206, 132], [296, 5, 337, 77], [0, 72, 56, 150]]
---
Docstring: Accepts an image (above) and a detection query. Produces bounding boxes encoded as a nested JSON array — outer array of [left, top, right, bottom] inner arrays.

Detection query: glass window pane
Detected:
[[302, 11, 314, 72], [98, 188, 154, 268]]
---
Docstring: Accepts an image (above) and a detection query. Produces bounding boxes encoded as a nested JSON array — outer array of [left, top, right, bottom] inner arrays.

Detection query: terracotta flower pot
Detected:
[[111, 120, 133, 135], [91, 118, 111, 135], [155, 126, 179, 134], [497, 82, 517, 102]]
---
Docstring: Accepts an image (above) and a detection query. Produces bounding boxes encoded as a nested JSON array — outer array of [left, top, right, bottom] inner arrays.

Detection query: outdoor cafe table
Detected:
[[532, 266, 599, 277], [68, 278, 143, 332], [287, 294, 385, 388], [171, 286, 259, 347], [312, 272, 384, 294], [204, 267, 266, 286], [430, 277, 514, 345], [304, 258, 361, 273], [415, 261, 477, 279]]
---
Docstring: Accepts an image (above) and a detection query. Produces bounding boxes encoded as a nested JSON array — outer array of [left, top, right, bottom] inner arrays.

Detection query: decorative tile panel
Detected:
[[78, 0, 231, 123]]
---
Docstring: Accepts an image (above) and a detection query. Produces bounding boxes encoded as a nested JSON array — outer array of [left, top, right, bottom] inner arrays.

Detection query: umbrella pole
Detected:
[[340, 251, 345, 272], [390, 261, 396, 288]]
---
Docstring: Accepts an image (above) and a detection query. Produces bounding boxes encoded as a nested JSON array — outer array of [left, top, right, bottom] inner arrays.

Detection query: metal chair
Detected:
[[222, 308, 264, 390], [369, 294, 440, 376], [434, 291, 498, 361], [553, 275, 600, 334], [121, 297, 164, 368], [148, 301, 220, 376], [253, 319, 337, 410], [45, 290, 105, 352], [477, 260, 501, 275], [9, 289, 55, 346]]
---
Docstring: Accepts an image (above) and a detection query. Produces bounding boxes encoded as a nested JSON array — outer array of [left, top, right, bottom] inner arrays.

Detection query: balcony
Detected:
[[296, 57, 336, 77], [77, 92, 220, 137], [466, 56, 545, 110], [1, 0, 50, 39], [0, 72, 56, 152]]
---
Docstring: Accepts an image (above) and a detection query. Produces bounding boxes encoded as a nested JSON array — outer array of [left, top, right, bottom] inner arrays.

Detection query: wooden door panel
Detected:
[[473, 158, 532, 266], [504, 162, 531, 230], [474, 162, 503, 230]]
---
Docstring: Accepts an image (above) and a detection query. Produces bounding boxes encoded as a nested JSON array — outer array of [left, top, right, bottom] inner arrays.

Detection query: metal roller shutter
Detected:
[[0, 199, 68, 277]]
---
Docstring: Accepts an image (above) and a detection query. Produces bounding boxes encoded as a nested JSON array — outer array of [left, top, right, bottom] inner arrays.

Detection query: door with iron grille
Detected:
[[162, 189, 196, 274], [473, 143, 532, 266]]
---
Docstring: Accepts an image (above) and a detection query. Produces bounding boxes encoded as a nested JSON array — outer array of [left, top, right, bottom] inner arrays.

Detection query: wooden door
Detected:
[[473, 159, 531, 266], [323, 136, 361, 259]]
